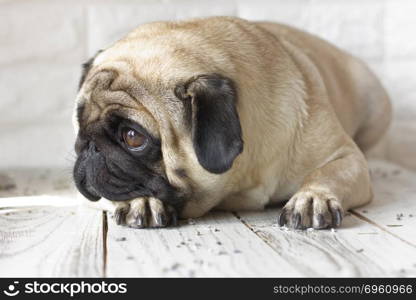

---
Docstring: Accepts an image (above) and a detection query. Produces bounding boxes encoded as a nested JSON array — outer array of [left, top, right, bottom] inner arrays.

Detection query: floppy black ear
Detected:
[[175, 74, 243, 174]]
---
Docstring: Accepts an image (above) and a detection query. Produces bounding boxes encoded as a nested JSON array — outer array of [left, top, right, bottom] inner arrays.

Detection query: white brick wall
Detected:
[[0, 0, 415, 169]]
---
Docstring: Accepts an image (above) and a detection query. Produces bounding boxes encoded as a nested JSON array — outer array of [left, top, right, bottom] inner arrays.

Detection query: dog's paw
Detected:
[[113, 197, 178, 228], [278, 189, 344, 229]]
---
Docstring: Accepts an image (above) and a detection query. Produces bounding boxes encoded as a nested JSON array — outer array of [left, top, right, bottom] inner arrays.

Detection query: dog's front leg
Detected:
[[279, 144, 372, 229]]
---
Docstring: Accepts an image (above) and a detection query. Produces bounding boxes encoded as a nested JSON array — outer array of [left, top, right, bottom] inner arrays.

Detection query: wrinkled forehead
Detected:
[[75, 70, 159, 138]]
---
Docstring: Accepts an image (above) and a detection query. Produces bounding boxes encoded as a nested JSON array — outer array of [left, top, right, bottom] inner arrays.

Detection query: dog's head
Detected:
[[72, 37, 243, 214]]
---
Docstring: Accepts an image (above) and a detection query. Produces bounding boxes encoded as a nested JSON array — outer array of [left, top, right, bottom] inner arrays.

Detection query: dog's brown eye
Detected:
[[122, 128, 146, 150]]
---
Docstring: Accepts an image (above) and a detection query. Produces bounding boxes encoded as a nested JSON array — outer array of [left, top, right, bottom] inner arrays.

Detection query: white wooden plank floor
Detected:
[[0, 160, 415, 277]]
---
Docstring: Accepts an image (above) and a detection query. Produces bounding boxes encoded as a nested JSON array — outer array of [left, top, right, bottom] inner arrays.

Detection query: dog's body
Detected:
[[73, 17, 391, 229]]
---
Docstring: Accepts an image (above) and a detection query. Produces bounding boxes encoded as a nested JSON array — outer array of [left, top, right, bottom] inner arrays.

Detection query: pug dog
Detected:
[[73, 16, 391, 229]]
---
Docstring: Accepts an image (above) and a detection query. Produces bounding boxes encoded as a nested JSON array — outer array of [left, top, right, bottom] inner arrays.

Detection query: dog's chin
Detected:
[[79, 181, 101, 202], [73, 151, 101, 201]]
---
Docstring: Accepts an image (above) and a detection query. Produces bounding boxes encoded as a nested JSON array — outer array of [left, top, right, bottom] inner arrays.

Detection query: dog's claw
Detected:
[[316, 213, 325, 228], [135, 213, 147, 228], [332, 208, 343, 228], [114, 204, 129, 225], [155, 213, 168, 227], [293, 213, 302, 229], [278, 208, 287, 227], [167, 206, 179, 227]]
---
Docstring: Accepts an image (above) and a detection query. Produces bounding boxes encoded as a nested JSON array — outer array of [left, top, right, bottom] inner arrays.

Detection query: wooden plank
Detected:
[[0, 206, 104, 277], [106, 211, 303, 277], [352, 160, 416, 245], [238, 209, 416, 277]]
